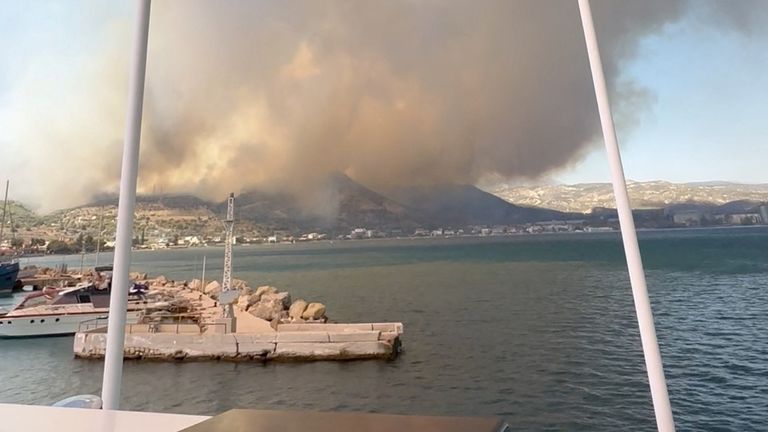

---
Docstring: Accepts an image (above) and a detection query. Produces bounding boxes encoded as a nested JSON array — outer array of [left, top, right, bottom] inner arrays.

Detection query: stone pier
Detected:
[[73, 322, 403, 362], [72, 273, 404, 362]]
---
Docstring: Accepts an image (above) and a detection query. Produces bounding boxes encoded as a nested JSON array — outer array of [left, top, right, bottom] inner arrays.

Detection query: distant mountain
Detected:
[[328, 174, 422, 230], [487, 181, 768, 213], [86, 193, 214, 209], [388, 184, 572, 226], [230, 174, 423, 231]]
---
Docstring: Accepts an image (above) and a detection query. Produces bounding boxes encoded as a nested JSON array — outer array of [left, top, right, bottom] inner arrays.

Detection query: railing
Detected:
[[78, 316, 110, 333], [78, 314, 228, 335]]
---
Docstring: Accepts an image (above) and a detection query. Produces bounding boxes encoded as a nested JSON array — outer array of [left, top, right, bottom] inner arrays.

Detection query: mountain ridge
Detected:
[[488, 181, 768, 213]]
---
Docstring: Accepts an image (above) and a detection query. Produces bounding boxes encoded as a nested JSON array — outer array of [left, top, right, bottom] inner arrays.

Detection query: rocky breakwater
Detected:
[[200, 278, 329, 326], [74, 273, 404, 362]]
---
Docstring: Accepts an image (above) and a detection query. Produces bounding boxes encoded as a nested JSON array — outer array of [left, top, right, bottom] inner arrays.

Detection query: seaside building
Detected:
[[672, 210, 702, 226]]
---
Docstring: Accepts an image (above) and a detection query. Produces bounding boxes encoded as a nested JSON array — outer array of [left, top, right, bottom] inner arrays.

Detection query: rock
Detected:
[[301, 303, 326, 320], [238, 285, 254, 296], [232, 279, 248, 290], [130, 272, 148, 281], [249, 300, 283, 321], [189, 279, 202, 290], [253, 285, 277, 302], [261, 292, 291, 309], [248, 291, 290, 321], [237, 293, 262, 311], [155, 275, 168, 285], [246, 293, 262, 306], [289, 299, 308, 320], [204, 280, 222, 298], [237, 295, 250, 311]]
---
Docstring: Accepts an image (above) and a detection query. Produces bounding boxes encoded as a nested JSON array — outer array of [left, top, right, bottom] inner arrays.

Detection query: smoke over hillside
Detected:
[[0, 1, 763, 212]]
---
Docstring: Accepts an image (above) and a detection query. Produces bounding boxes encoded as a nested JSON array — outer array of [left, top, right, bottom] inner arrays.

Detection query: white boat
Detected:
[[0, 281, 150, 338]]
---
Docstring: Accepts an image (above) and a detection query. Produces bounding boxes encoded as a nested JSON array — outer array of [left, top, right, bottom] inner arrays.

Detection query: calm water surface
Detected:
[[1, 227, 767, 431]]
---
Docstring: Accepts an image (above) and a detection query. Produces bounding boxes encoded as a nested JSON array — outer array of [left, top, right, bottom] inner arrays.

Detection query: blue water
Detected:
[[1, 227, 767, 431]]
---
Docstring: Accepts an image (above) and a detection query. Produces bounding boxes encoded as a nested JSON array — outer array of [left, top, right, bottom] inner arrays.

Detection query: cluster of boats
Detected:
[[0, 266, 152, 338]]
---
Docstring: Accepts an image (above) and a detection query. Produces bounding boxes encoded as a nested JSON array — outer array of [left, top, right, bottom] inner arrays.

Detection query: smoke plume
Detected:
[[0, 0, 762, 211]]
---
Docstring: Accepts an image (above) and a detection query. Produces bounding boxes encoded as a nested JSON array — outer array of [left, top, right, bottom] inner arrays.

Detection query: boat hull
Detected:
[[0, 262, 19, 297], [0, 310, 140, 338]]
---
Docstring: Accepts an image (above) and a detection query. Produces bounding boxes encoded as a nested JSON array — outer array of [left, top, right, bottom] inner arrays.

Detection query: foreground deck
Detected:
[[0, 404, 508, 432], [0, 403, 208, 432]]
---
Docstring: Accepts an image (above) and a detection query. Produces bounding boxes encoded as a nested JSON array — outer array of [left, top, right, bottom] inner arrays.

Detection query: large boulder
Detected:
[[301, 303, 326, 320], [249, 300, 283, 321], [261, 292, 291, 310], [237, 295, 250, 311], [188, 279, 202, 291], [129, 272, 148, 281], [288, 299, 308, 320], [232, 279, 248, 289], [253, 285, 277, 302], [155, 275, 168, 286], [236, 292, 263, 311], [204, 281, 222, 298]]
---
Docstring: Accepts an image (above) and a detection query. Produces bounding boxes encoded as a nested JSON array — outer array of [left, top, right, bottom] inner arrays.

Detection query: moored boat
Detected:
[[0, 261, 19, 297], [0, 273, 151, 338]]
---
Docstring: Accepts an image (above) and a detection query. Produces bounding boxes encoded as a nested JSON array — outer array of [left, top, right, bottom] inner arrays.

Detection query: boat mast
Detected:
[[577, 1, 675, 431], [0, 180, 8, 245], [101, 0, 151, 411], [95, 206, 105, 268]]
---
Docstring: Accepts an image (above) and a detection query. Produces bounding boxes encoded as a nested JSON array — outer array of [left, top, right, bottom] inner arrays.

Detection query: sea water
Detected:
[[1, 227, 766, 431]]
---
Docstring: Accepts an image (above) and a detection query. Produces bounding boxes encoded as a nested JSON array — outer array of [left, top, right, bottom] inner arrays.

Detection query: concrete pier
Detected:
[[71, 273, 404, 362], [73, 322, 403, 361]]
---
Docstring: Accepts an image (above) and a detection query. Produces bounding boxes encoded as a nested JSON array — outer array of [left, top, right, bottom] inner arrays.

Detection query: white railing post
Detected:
[[577, 1, 675, 430], [101, 0, 151, 411]]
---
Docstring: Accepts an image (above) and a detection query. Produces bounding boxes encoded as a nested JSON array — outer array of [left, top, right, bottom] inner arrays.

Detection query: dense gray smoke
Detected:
[[1, 0, 762, 211]]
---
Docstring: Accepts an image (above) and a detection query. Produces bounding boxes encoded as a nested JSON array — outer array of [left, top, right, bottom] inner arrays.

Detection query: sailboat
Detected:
[[0, 180, 20, 297]]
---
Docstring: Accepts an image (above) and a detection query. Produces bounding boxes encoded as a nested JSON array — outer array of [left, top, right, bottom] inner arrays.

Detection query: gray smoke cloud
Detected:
[[1, 0, 763, 211]]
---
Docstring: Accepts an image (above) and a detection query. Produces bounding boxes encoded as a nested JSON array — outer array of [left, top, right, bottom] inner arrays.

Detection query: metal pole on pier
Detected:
[[201, 255, 206, 293], [0, 180, 8, 244], [577, 1, 675, 431], [95, 206, 105, 268], [101, 0, 151, 411]]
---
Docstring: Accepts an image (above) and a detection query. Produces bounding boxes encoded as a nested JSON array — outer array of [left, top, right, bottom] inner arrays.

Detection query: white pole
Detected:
[[201, 255, 206, 293], [95, 206, 104, 268], [577, 1, 675, 431], [101, 0, 151, 411]]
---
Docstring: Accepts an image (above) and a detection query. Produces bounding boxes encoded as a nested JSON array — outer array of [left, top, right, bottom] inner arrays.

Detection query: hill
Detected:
[[229, 174, 423, 232], [487, 181, 768, 213], [388, 184, 573, 227]]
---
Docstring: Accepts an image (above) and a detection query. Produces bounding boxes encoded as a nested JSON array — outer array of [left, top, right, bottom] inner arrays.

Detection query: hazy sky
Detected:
[[1, 1, 767, 210], [559, 6, 768, 184]]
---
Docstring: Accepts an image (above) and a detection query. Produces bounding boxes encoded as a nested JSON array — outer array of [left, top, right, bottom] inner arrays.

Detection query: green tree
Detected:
[[46, 240, 77, 255]]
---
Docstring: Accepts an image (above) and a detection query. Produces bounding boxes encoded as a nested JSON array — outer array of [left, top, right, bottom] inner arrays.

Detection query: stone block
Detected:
[[233, 335, 276, 358], [272, 341, 393, 360], [276, 331, 330, 343], [328, 331, 381, 342], [277, 323, 375, 332], [372, 322, 404, 334]]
